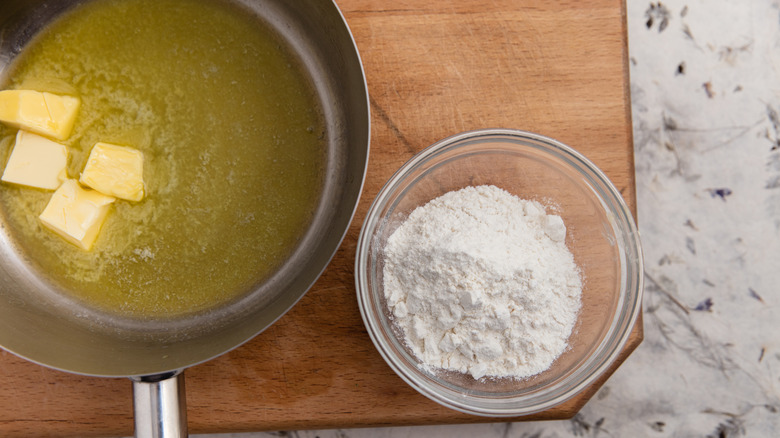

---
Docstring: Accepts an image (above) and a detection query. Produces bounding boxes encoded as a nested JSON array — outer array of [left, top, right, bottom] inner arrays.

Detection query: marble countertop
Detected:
[[196, 1, 780, 437]]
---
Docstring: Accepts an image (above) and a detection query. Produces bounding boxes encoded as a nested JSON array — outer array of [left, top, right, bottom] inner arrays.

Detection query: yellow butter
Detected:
[[39, 179, 115, 250], [0, 90, 81, 140], [1, 130, 68, 190], [80, 142, 144, 201]]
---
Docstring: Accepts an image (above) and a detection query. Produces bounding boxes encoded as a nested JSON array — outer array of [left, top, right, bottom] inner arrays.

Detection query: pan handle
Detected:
[[131, 371, 188, 438]]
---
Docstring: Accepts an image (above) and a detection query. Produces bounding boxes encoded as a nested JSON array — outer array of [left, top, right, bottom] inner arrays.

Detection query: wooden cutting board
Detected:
[[0, 0, 641, 436]]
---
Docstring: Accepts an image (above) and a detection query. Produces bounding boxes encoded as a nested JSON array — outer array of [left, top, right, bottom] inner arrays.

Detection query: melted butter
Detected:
[[0, 0, 325, 318]]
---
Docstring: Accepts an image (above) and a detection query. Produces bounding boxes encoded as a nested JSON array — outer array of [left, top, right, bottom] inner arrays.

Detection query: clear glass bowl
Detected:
[[355, 129, 643, 416]]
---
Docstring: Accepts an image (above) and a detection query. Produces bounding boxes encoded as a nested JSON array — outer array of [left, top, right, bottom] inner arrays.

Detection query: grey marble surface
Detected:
[[198, 1, 780, 437]]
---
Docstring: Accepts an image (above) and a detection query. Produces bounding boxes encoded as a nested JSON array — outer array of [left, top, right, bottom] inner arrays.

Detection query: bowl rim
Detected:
[[355, 128, 643, 417]]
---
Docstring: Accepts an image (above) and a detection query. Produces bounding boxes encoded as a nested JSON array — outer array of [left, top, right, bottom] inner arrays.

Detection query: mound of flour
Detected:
[[383, 185, 582, 380]]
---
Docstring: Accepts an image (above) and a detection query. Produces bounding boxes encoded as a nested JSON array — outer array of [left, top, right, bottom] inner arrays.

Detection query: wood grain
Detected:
[[0, 0, 641, 436]]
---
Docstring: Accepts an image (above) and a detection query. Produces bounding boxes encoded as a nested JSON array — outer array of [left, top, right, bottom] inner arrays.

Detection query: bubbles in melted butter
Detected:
[[0, 0, 325, 318]]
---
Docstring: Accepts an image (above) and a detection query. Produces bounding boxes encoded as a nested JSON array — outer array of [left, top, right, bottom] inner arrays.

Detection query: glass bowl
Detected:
[[355, 129, 643, 416]]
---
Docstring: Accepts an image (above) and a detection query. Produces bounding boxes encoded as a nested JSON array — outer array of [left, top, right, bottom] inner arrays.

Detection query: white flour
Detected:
[[383, 185, 582, 380]]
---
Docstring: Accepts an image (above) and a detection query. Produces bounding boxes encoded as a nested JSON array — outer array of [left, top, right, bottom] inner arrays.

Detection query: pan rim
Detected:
[[0, 0, 371, 377]]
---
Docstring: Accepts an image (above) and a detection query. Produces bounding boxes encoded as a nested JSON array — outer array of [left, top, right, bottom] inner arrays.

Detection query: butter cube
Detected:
[[1, 130, 68, 190], [39, 179, 115, 250], [0, 90, 80, 140], [80, 142, 144, 201]]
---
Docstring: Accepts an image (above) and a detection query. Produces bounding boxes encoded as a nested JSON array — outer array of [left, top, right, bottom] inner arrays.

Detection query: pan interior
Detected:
[[0, 0, 369, 376], [1, 0, 327, 320]]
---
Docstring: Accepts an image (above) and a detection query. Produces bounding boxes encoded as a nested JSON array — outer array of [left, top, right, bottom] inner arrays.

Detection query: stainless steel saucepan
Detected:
[[0, 0, 370, 436]]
